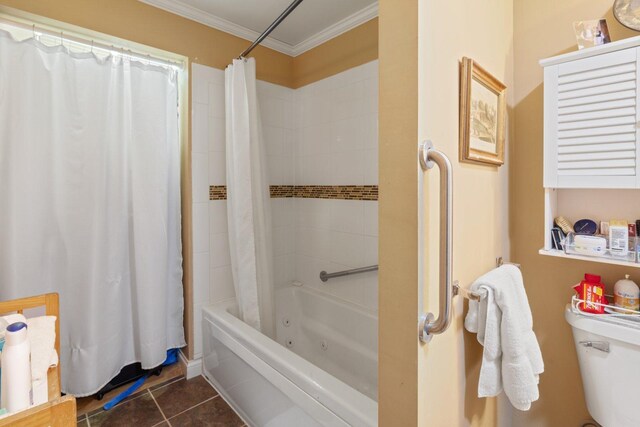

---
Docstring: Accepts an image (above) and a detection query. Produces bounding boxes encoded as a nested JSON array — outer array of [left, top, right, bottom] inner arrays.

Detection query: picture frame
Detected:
[[573, 19, 611, 50], [459, 57, 507, 166]]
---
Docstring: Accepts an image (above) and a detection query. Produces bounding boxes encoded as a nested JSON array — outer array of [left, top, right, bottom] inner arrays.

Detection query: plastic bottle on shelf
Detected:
[[610, 220, 629, 256], [614, 274, 640, 314], [573, 273, 607, 314], [0, 322, 32, 413]]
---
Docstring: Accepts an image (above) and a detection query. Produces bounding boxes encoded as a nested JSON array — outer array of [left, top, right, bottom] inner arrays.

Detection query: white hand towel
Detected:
[[464, 265, 544, 411], [26, 315, 57, 381]]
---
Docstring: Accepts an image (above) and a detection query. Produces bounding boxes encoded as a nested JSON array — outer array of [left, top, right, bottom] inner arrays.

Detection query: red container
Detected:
[[573, 274, 607, 314]]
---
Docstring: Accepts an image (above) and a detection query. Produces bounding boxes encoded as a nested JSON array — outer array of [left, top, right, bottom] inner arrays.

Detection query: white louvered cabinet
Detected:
[[542, 41, 640, 188], [539, 37, 640, 268]]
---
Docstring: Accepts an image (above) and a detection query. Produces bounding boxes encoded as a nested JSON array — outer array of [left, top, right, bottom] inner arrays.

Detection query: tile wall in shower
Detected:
[[190, 61, 378, 357], [191, 64, 228, 358], [257, 81, 297, 301], [290, 61, 378, 310]]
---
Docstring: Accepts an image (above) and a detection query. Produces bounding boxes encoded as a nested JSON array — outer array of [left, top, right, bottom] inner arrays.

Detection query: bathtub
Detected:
[[202, 285, 378, 426]]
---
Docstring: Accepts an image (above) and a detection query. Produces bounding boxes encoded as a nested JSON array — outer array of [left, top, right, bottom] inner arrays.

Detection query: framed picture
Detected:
[[573, 19, 611, 49], [459, 57, 506, 166]]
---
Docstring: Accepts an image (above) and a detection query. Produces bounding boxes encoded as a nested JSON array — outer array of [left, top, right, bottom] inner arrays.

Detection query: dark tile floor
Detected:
[[76, 376, 246, 427]]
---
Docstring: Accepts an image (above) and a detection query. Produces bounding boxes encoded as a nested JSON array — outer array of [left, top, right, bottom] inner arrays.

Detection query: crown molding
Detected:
[[139, 0, 378, 57], [290, 3, 378, 56], [138, 0, 294, 55]]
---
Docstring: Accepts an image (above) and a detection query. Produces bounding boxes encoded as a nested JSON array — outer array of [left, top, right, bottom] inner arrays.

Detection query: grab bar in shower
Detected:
[[319, 265, 378, 282], [418, 140, 454, 344]]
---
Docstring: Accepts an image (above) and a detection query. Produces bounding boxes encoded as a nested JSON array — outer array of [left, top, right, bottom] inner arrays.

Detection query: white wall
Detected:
[[295, 62, 378, 186], [190, 61, 378, 358], [258, 81, 297, 293], [191, 64, 228, 359], [292, 61, 379, 310]]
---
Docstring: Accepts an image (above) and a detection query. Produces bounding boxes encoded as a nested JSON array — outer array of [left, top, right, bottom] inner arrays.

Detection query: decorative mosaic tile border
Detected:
[[209, 185, 378, 201], [288, 185, 378, 201], [269, 185, 295, 198], [209, 185, 227, 200]]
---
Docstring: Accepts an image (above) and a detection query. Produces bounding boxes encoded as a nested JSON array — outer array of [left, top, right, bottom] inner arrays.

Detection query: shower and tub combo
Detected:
[[203, 284, 377, 426], [200, 1, 379, 425]]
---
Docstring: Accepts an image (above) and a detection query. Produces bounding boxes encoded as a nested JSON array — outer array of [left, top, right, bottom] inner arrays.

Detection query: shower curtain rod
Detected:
[[237, 0, 304, 59]]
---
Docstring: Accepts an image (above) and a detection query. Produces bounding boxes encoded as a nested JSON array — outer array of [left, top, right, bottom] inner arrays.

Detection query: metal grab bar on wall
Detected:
[[418, 141, 454, 343], [320, 265, 378, 282]]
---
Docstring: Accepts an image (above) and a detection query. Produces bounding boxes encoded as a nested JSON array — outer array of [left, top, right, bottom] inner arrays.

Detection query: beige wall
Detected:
[[419, 0, 513, 425], [379, 0, 513, 423], [378, 0, 419, 424], [512, 1, 637, 426], [292, 18, 378, 88]]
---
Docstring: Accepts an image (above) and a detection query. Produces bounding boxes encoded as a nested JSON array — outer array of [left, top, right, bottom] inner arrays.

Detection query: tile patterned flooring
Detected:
[[76, 363, 184, 417], [76, 376, 245, 427]]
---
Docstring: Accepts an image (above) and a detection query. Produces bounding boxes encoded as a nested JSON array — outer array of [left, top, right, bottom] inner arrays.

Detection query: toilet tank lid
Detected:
[[565, 305, 640, 346]]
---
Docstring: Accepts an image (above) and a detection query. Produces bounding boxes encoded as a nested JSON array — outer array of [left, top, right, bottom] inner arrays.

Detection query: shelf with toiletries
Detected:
[[540, 188, 640, 268], [569, 273, 640, 329]]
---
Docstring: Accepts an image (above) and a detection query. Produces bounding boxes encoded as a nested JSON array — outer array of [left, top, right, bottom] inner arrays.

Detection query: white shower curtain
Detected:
[[225, 58, 275, 337], [0, 31, 185, 395]]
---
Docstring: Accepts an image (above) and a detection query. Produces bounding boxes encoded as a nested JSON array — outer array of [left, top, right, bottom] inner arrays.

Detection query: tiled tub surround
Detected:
[[190, 61, 378, 357]]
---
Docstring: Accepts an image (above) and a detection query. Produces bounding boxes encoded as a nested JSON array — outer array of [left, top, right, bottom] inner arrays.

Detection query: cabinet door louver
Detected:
[[544, 48, 640, 188]]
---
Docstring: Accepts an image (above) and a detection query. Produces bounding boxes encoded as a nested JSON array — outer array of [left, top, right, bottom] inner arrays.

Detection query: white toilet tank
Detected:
[[565, 306, 640, 427]]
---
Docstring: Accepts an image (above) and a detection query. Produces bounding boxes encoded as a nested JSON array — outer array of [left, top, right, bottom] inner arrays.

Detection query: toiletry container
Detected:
[[1, 322, 32, 413], [610, 220, 629, 256], [614, 275, 640, 313], [565, 306, 640, 427]]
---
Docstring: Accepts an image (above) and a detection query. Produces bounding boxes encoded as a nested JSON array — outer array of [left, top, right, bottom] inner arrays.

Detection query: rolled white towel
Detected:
[[26, 316, 57, 381]]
